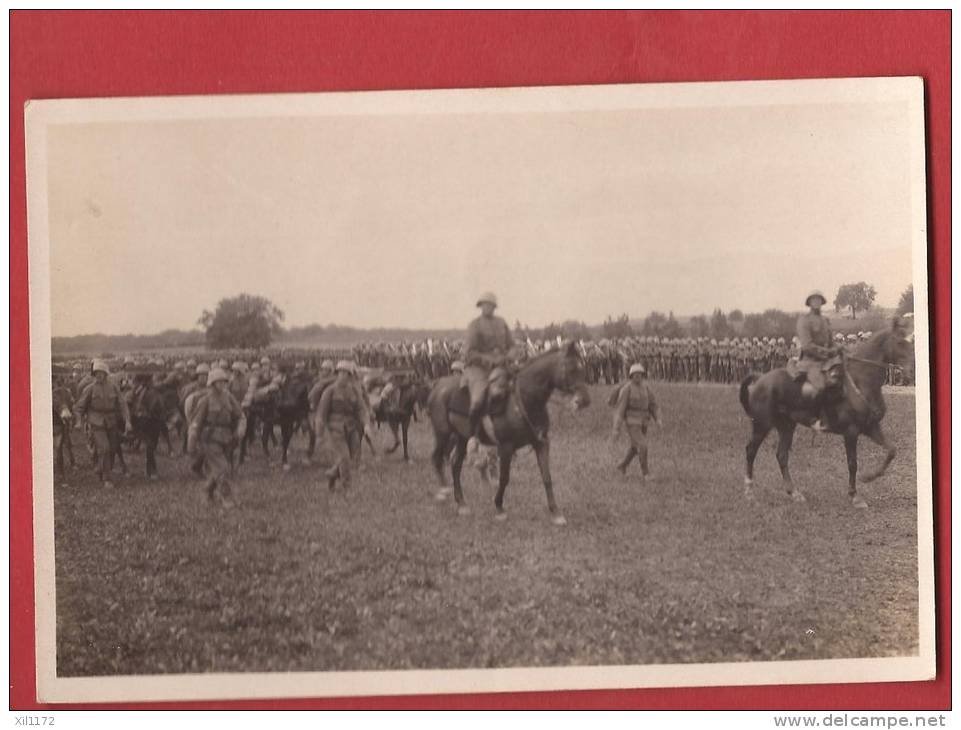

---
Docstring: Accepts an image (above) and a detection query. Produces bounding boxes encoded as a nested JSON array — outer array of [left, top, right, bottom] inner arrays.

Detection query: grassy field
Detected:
[[53, 383, 919, 676]]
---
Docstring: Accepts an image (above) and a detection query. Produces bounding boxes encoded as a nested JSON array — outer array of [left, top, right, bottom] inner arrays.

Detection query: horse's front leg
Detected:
[[280, 420, 293, 470], [493, 445, 515, 520], [775, 422, 804, 502], [534, 439, 566, 526], [843, 431, 868, 508], [401, 417, 410, 461], [451, 437, 470, 516], [861, 421, 896, 484], [386, 421, 400, 454]]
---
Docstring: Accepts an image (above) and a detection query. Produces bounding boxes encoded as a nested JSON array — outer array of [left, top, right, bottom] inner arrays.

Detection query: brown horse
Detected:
[[739, 317, 912, 507], [428, 341, 590, 525]]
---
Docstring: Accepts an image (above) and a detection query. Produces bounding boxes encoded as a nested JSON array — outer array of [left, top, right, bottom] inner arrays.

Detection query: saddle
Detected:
[[449, 371, 512, 445]]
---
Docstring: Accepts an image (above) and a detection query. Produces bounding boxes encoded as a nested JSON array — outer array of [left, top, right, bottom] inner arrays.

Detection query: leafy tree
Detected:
[[641, 311, 668, 337], [833, 282, 877, 319], [896, 284, 914, 316], [688, 314, 710, 338], [198, 293, 285, 350], [662, 311, 685, 339], [741, 313, 766, 339], [602, 313, 634, 339], [709, 308, 733, 339], [760, 308, 796, 339], [728, 309, 744, 324], [560, 319, 592, 341]]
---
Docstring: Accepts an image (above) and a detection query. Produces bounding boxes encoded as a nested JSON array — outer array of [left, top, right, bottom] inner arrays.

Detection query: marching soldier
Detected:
[[74, 359, 132, 488], [318, 360, 364, 491], [188, 367, 242, 507], [612, 363, 661, 482]]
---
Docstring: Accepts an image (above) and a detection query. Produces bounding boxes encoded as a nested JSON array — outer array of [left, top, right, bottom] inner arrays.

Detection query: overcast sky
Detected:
[[47, 98, 914, 337]]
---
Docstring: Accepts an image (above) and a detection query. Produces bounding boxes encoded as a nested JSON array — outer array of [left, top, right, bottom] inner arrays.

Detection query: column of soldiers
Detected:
[[577, 331, 913, 387]]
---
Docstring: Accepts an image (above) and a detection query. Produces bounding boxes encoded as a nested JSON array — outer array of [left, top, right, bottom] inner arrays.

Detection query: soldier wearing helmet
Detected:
[[74, 359, 132, 488], [318, 360, 365, 491], [188, 367, 242, 507], [612, 362, 661, 482], [796, 289, 836, 431], [464, 291, 516, 454], [229, 361, 249, 403]]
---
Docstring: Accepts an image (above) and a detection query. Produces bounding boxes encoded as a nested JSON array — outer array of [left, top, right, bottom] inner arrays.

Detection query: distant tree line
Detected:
[[53, 282, 914, 355]]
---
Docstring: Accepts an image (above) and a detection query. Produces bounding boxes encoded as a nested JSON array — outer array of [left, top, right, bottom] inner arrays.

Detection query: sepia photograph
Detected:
[[26, 78, 933, 703]]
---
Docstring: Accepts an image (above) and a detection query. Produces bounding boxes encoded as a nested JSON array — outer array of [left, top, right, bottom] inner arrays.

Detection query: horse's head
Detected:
[[856, 317, 913, 367], [551, 341, 591, 411]]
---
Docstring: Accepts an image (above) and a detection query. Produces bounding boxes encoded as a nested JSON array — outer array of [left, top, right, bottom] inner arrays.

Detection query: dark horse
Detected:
[[739, 317, 912, 507], [427, 341, 590, 525], [375, 376, 431, 461], [275, 374, 316, 470]]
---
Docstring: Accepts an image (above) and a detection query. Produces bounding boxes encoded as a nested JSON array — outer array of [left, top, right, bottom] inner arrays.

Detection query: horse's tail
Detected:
[[739, 373, 758, 415]]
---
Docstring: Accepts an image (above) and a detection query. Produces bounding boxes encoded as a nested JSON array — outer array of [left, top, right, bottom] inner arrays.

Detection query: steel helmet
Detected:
[[847, 334, 858, 341], [92, 359, 109, 375], [231, 360, 246, 373], [186, 358, 197, 368], [805, 290, 827, 307], [124, 356, 135, 366], [196, 362, 211, 375], [174, 360, 186, 370], [260, 356, 271, 366], [335, 359, 354, 374], [451, 360, 464, 373], [629, 363, 646, 376], [207, 367, 229, 385], [476, 291, 498, 308], [320, 359, 334, 371]]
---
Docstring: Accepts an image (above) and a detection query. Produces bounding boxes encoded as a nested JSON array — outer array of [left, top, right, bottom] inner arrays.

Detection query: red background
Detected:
[[9, 10, 951, 710]]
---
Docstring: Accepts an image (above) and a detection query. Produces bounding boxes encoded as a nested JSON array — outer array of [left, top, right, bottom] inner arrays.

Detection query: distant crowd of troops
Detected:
[[351, 332, 913, 387]]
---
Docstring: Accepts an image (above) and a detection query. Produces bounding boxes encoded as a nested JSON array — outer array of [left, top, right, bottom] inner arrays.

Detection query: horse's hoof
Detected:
[[860, 473, 879, 484], [457, 505, 471, 517], [743, 477, 754, 487], [551, 514, 568, 527], [282, 463, 291, 472], [494, 511, 508, 522], [852, 495, 869, 509], [790, 491, 807, 503], [743, 486, 754, 500]]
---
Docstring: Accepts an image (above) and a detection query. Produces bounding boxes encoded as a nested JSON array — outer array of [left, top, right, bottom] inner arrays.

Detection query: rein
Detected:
[[843, 353, 889, 369], [512, 378, 546, 446], [840, 352, 886, 423]]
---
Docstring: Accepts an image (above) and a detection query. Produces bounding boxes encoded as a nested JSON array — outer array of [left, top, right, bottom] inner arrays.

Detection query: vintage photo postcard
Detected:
[[25, 78, 934, 703]]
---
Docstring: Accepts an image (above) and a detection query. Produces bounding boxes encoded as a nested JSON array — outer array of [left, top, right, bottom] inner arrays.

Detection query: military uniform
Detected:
[[796, 311, 834, 389], [189, 382, 242, 503], [319, 372, 364, 489], [613, 373, 660, 477], [75, 375, 131, 485], [464, 297, 514, 440]]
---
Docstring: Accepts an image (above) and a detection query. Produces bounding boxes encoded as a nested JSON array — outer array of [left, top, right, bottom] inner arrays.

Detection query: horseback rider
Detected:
[[796, 289, 838, 432], [464, 291, 516, 455]]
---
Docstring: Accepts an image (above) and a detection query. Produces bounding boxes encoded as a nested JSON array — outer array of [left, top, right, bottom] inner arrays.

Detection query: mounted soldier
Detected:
[[464, 291, 517, 457], [795, 289, 840, 431]]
